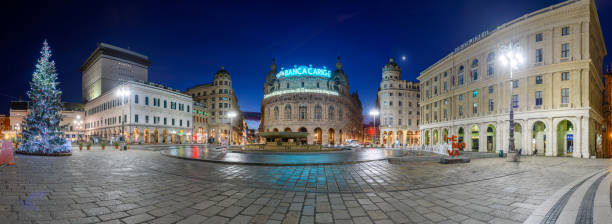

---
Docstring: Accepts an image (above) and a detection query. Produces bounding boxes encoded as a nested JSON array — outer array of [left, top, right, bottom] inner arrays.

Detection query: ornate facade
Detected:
[[260, 58, 363, 145], [184, 68, 244, 144], [418, 0, 606, 158], [377, 58, 421, 147]]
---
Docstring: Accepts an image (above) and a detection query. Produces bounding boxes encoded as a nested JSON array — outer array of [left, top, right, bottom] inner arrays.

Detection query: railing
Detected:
[[403, 144, 449, 155]]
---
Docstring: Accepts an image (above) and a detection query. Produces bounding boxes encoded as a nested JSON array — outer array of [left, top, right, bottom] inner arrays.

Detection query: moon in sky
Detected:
[[401, 56, 406, 61]]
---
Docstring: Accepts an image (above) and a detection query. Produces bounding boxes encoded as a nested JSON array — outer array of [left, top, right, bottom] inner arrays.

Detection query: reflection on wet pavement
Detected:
[[161, 145, 406, 165]]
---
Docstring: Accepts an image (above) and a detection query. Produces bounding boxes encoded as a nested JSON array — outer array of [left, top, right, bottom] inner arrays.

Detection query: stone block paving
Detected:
[[0, 148, 610, 223]]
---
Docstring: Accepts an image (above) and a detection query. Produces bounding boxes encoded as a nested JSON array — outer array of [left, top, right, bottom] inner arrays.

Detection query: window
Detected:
[[459, 95, 463, 101], [145, 115, 149, 123], [273, 106, 279, 120], [444, 81, 448, 91], [284, 104, 291, 120], [471, 59, 479, 81], [561, 72, 569, 81], [328, 106, 334, 120], [473, 91, 477, 98], [536, 48, 543, 63], [135, 95, 139, 104], [536, 75, 543, 84], [398, 101, 402, 106], [443, 109, 447, 119], [180, 120, 182, 127], [286, 83, 289, 89], [459, 106, 463, 116], [172, 118, 175, 126], [489, 99, 494, 112], [535, 91, 543, 106], [536, 33, 543, 42], [487, 52, 495, 76], [512, 80, 519, 88], [458, 66, 465, 86], [134, 114, 139, 123], [473, 103, 477, 114], [561, 43, 570, 58], [562, 26, 570, 36], [301, 82, 304, 87], [512, 95, 519, 108], [299, 105, 307, 120], [187, 105, 190, 112], [389, 101, 393, 106], [398, 119, 402, 125], [489, 86, 494, 93], [314, 104, 322, 120], [164, 117, 167, 125], [561, 88, 569, 104], [338, 108, 343, 121], [145, 96, 149, 105]]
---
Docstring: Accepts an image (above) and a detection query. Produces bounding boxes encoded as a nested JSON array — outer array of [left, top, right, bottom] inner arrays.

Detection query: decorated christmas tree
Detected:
[[18, 40, 69, 154]]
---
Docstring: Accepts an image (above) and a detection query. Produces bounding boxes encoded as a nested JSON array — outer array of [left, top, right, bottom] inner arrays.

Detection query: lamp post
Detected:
[[369, 109, 379, 147], [498, 42, 524, 162], [116, 87, 130, 149], [73, 115, 83, 142], [228, 111, 237, 146]]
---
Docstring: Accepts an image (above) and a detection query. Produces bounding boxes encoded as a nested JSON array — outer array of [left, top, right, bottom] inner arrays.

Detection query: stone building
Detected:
[[192, 102, 209, 143], [259, 58, 363, 145], [418, 0, 606, 158], [84, 81, 193, 144], [601, 66, 612, 158], [184, 67, 244, 144], [81, 43, 151, 102], [377, 58, 421, 147]]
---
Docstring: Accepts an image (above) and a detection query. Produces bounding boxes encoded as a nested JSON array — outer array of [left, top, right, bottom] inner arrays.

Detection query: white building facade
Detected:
[[418, 0, 606, 158], [84, 81, 194, 144]]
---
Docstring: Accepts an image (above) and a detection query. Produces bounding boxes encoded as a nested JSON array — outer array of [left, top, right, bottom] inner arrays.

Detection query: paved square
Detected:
[[0, 147, 610, 223]]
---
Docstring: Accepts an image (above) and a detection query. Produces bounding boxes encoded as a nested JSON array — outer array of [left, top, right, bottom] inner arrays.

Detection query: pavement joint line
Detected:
[[523, 168, 608, 224], [575, 172, 608, 224], [555, 171, 608, 223], [592, 172, 612, 224]]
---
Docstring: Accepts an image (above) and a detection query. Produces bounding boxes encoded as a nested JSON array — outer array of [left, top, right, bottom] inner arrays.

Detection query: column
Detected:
[[545, 119, 554, 156], [479, 124, 487, 152]]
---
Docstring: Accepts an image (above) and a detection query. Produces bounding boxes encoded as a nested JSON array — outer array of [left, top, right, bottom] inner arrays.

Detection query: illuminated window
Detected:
[[473, 91, 477, 98]]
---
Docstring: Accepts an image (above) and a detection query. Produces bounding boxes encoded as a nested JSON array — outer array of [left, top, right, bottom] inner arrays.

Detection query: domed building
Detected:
[[260, 57, 363, 145]]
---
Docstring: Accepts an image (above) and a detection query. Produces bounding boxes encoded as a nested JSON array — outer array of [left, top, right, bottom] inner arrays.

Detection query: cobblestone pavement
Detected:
[[0, 148, 610, 224]]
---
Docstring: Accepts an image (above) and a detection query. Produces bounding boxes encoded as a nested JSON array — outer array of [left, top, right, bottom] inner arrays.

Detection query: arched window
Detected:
[[314, 104, 322, 120], [471, 59, 479, 81], [458, 65, 465, 86], [338, 108, 343, 121], [284, 104, 291, 120], [487, 52, 495, 76], [299, 105, 307, 120], [274, 106, 279, 120], [328, 106, 335, 121]]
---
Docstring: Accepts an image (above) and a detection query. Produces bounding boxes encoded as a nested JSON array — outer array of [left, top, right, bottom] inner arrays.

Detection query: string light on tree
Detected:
[[17, 40, 69, 155]]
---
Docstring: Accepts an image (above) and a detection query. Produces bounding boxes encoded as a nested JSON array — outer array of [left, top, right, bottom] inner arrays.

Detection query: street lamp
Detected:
[[73, 115, 83, 141], [498, 42, 524, 161], [116, 88, 130, 149], [228, 111, 237, 146], [369, 109, 379, 147]]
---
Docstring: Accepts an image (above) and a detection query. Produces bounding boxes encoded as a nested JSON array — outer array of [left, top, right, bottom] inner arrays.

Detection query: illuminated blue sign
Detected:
[[277, 65, 331, 78]]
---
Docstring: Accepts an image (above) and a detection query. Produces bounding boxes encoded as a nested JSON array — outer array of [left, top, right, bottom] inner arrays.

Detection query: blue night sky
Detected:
[[1, 0, 611, 126]]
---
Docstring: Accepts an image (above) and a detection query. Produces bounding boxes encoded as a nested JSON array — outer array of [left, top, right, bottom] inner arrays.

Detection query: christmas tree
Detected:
[[18, 40, 69, 154]]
